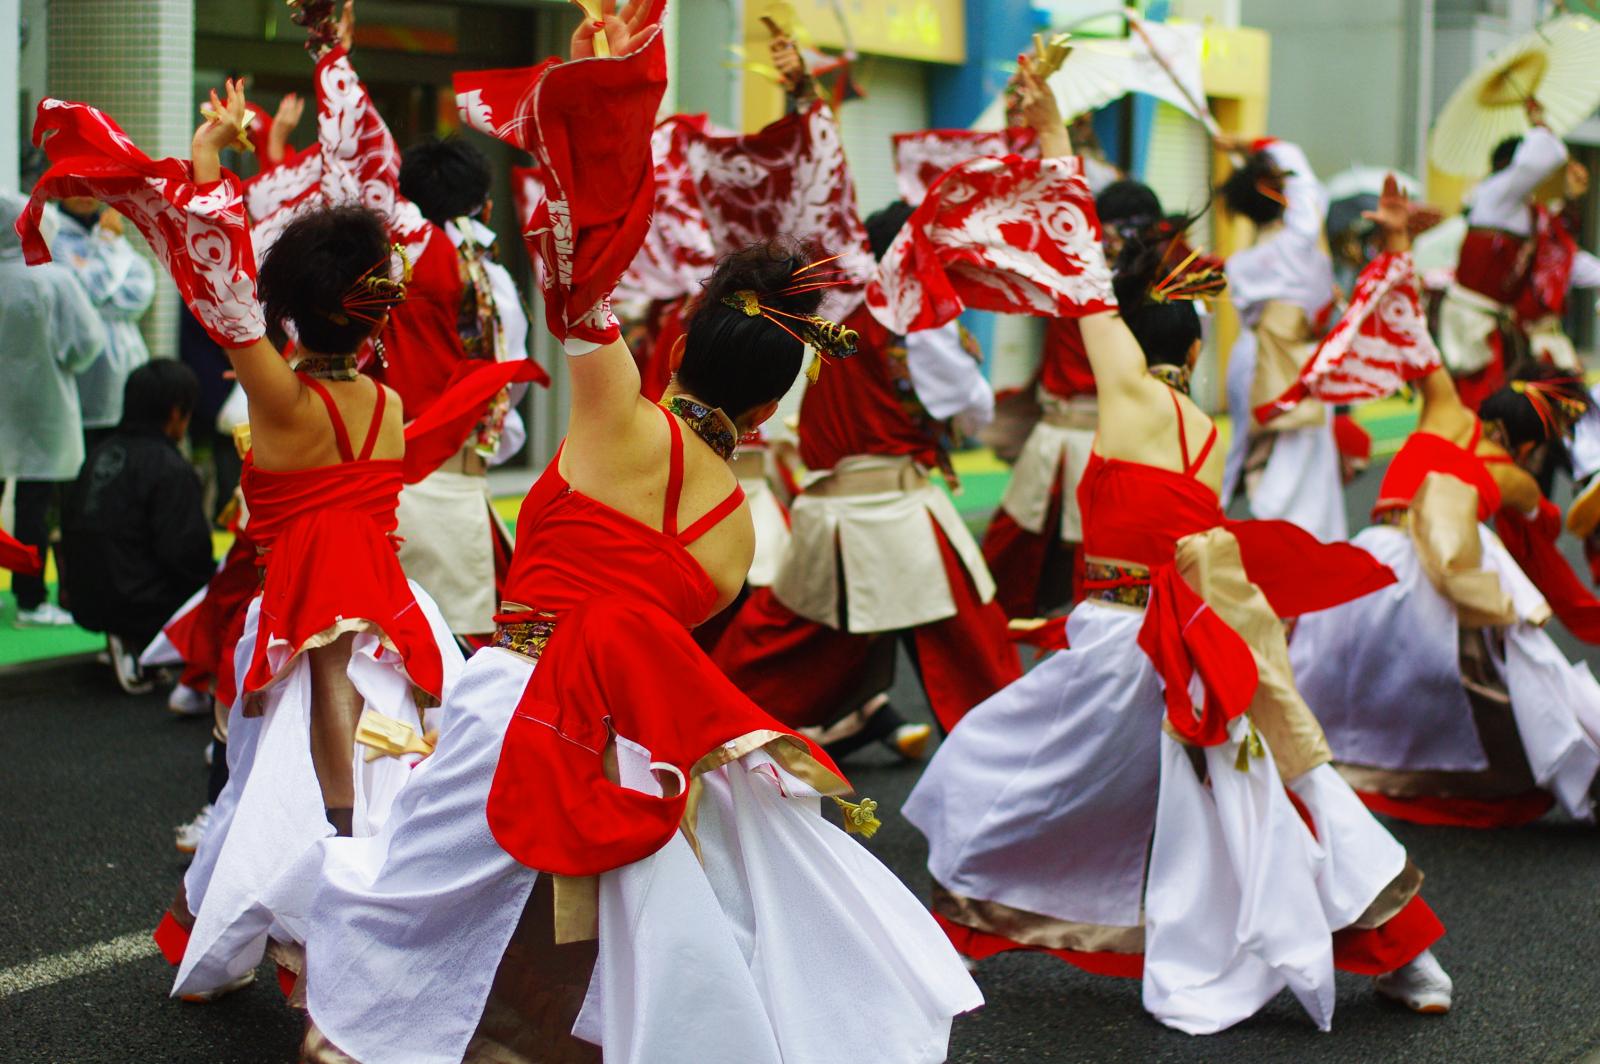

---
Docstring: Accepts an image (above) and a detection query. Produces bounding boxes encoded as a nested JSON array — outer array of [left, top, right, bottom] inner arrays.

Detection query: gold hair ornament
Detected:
[[1148, 247, 1228, 304], [1509, 377, 1590, 440], [327, 243, 412, 326], [722, 258, 860, 382]]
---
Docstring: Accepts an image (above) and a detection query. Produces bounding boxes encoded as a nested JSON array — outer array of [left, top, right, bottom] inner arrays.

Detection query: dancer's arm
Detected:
[[192, 79, 301, 421]]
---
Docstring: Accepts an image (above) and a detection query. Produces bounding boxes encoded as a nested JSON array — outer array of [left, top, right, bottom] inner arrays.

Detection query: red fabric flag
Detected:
[[685, 101, 877, 321], [892, 127, 1038, 207], [1520, 204, 1579, 321], [401, 359, 549, 484], [454, 0, 670, 344], [866, 155, 1117, 336], [1255, 251, 1439, 424], [1137, 564, 1259, 748], [0, 527, 42, 578], [19, 99, 266, 348], [614, 114, 722, 306]]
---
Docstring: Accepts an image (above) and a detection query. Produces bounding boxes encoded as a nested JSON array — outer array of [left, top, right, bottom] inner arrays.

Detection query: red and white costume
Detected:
[[1437, 126, 1569, 407], [1291, 423, 1600, 827], [1221, 140, 1346, 542], [907, 210, 1443, 1032], [907, 390, 1441, 1033]]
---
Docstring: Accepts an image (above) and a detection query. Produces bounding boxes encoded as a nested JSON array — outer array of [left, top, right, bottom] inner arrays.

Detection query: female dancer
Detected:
[[267, 14, 979, 1062], [1290, 184, 1600, 828], [19, 83, 465, 999], [904, 75, 1451, 1033]]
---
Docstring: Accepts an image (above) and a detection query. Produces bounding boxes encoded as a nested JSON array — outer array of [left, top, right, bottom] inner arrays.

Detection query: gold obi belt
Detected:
[[1083, 561, 1152, 608], [492, 610, 559, 662]]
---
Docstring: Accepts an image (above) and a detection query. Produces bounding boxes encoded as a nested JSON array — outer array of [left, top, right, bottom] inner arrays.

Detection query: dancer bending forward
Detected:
[[271, 222, 980, 1059], [904, 91, 1451, 1032]]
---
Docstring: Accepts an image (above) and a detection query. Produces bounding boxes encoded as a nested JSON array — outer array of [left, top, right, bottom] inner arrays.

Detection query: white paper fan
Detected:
[[1429, 14, 1600, 179]]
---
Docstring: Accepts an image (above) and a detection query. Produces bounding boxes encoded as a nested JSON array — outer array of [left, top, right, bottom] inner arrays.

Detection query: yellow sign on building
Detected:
[[770, 0, 966, 65]]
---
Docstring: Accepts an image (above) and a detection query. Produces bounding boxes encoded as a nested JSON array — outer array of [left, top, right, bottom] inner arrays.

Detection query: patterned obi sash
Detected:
[[493, 609, 560, 662], [1083, 560, 1153, 608]]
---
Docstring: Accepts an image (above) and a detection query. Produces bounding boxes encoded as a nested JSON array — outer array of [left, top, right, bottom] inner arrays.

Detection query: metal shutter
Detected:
[[836, 57, 931, 214]]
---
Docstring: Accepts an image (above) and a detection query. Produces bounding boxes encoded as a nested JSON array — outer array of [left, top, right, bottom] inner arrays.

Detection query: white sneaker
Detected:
[[1374, 949, 1453, 1014], [167, 683, 212, 717], [178, 968, 255, 1003], [15, 602, 74, 628], [106, 634, 153, 695], [175, 805, 213, 855]]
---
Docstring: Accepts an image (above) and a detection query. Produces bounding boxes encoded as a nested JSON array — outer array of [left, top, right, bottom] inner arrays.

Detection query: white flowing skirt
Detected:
[[904, 600, 1409, 1035], [173, 581, 462, 997], [1249, 421, 1348, 543], [1290, 524, 1600, 820], [266, 648, 982, 1064]]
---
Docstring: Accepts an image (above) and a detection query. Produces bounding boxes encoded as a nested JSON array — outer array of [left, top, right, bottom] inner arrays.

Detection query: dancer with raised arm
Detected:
[[1218, 134, 1347, 541], [905, 73, 1453, 1034], [17, 80, 470, 1001], [1291, 179, 1600, 831], [271, 8, 979, 1061]]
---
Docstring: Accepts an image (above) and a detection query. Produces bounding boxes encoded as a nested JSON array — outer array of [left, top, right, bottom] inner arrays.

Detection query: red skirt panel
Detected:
[[242, 508, 444, 699], [1355, 788, 1554, 829]]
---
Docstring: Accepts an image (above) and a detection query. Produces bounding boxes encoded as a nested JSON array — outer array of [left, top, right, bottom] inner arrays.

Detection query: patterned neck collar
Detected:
[[293, 352, 360, 382], [661, 394, 738, 462], [1148, 364, 1191, 395]]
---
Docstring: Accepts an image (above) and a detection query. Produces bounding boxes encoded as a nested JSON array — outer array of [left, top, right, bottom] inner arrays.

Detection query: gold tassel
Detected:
[[831, 796, 881, 839], [806, 351, 823, 383], [1233, 722, 1266, 772]]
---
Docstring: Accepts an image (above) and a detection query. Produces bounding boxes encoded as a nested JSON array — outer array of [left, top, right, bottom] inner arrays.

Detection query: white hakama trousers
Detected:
[[1291, 524, 1600, 819], [905, 601, 1409, 1034], [173, 582, 461, 997], [267, 648, 982, 1064]]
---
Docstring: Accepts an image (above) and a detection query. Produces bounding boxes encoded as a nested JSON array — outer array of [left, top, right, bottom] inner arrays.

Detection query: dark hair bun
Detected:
[[1111, 233, 1165, 311], [257, 204, 391, 355], [677, 238, 828, 419], [1111, 232, 1202, 369], [698, 238, 825, 322]]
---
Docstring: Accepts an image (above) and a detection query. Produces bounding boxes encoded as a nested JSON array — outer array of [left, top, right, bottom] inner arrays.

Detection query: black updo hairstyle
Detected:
[[1491, 135, 1522, 174], [1097, 180, 1163, 231], [678, 239, 823, 419], [1220, 149, 1287, 227], [1479, 364, 1593, 450], [1111, 234, 1203, 369], [865, 200, 915, 262], [399, 136, 493, 226], [258, 205, 392, 355]]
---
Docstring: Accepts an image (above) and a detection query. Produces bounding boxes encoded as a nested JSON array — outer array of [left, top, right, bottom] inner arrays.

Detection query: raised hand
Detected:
[[193, 78, 251, 182], [1361, 173, 1412, 252], [337, 0, 355, 53], [1566, 160, 1590, 201], [1015, 54, 1069, 158], [569, 0, 654, 59]]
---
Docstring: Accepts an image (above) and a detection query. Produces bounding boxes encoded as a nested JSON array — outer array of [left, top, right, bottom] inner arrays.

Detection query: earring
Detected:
[[373, 335, 389, 369]]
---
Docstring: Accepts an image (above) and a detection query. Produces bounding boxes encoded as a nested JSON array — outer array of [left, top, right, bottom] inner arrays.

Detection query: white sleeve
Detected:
[[490, 407, 527, 467], [1469, 126, 1568, 230], [905, 321, 994, 428], [1570, 248, 1600, 291], [1262, 140, 1328, 242]]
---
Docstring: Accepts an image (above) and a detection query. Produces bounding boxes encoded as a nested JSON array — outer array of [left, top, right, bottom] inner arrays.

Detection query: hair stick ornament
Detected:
[[328, 242, 412, 326], [723, 286, 859, 383], [1510, 377, 1590, 439], [1149, 247, 1227, 304]]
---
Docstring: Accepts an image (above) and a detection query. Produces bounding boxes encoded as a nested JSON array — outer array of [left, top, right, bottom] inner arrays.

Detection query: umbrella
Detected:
[[1429, 14, 1600, 178], [971, 18, 1210, 132]]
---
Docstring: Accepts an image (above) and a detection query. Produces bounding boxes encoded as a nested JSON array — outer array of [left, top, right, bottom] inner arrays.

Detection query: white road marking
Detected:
[[0, 932, 160, 997]]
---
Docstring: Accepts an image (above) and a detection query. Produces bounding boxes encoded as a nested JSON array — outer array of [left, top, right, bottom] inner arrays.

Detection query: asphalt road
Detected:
[[3, 456, 1600, 1064]]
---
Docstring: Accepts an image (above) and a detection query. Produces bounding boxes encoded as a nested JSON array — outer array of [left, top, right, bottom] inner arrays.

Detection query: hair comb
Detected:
[[328, 243, 412, 326], [723, 266, 860, 382]]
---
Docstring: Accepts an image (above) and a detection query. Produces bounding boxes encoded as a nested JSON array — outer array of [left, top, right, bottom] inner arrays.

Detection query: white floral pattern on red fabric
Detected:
[[866, 155, 1116, 336], [246, 47, 431, 264], [452, 0, 669, 345], [1253, 251, 1440, 423], [19, 99, 265, 347], [614, 114, 723, 306], [685, 101, 876, 321], [892, 127, 1038, 207]]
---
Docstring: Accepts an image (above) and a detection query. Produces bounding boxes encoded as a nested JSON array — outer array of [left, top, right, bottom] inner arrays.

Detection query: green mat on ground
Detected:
[[0, 591, 106, 667]]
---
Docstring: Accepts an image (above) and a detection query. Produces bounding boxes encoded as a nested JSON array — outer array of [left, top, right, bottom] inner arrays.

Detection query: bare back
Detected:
[[249, 376, 405, 472]]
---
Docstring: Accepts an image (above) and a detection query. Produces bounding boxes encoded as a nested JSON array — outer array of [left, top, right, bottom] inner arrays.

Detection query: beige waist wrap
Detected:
[[772, 454, 996, 633], [1406, 472, 1525, 628], [1168, 526, 1333, 782], [1249, 301, 1326, 434], [999, 392, 1098, 541]]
